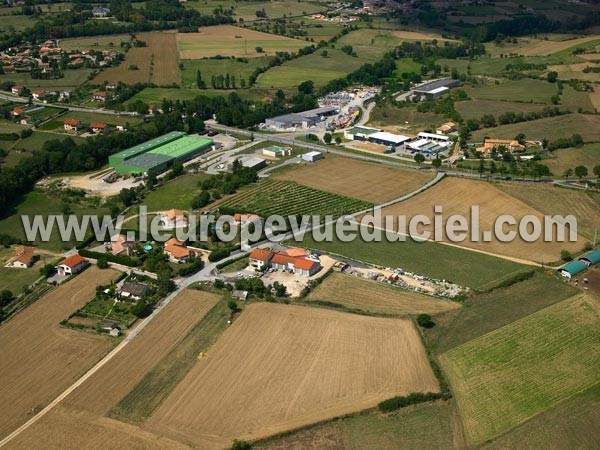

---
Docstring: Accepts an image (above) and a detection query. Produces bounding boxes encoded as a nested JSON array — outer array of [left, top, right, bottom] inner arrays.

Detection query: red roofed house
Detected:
[[56, 254, 89, 276], [11, 85, 24, 95], [109, 234, 135, 256], [158, 209, 188, 229], [248, 248, 274, 271], [11, 107, 25, 117], [90, 122, 108, 134], [4, 246, 35, 269], [64, 119, 82, 132], [92, 90, 112, 101], [31, 89, 46, 101], [163, 238, 196, 262]]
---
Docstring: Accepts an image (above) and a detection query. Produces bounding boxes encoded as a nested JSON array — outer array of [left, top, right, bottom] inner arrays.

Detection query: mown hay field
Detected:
[[306, 272, 460, 316], [440, 294, 600, 444], [176, 25, 308, 59], [0, 267, 118, 439], [93, 32, 180, 85], [216, 178, 373, 217], [146, 303, 439, 447], [463, 78, 558, 104], [373, 177, 582, 263], [7, 289, 220, 449], [495, 181, 600, 241], [494, 35, 600, 56], [274, 157, 434, 204], [455, 99, 547, 120]]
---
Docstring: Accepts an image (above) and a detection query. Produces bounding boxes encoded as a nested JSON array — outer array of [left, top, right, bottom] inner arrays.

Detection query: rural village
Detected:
[[1, 0, 600, 449]]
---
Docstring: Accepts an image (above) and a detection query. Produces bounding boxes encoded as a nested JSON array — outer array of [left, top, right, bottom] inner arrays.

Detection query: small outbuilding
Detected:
[[301, 151, 323, 163], [558, 260, 587, 278]]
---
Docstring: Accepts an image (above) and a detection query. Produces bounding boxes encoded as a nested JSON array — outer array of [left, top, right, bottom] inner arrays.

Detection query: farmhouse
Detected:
[[249, 248, 273, 271], [412, 78, 460, 100], [107, 234, 135, 256], [232, 290, 248, 301], [101, 323, 121, 337], [437, 121, 457, 134], [92, 90, 113, 101], [301, 151, 323, 162], [4, 246, 35, 268], [476, 138, 525, 155], [63, 119, 82, 132], [119, 282, 151, 300], [56, 254, 88, 276], [11, 85, 24, 95], [158, 209, 188, 229], [368, 131, 411, 148], [558, 260, 587, 278], [31, 90, 47, 101], [262, 145, 292, 158], [90, 122, 108, 134], [164, 238, 196, 262], [270, 253, 321, 276], [10, 107, 25, 117]]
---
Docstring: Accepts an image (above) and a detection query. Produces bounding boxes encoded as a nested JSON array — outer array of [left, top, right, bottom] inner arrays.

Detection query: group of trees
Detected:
[[563, 165, 600, 181]]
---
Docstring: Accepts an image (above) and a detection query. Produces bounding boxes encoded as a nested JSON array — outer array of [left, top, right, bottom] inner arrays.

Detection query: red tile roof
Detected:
[[90, 122, 107, 129], [249, 248, 272, 262], [64, 119, 81, 126], [270, 253, 317, 271], [58, 254, 87, 268]]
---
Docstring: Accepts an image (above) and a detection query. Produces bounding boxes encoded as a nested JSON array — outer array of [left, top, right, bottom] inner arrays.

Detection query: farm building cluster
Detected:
[[558, 250, 600, 279], [109, 131, 214, 177], [344, 126, 453, 158], [249, 248, 322, 276]]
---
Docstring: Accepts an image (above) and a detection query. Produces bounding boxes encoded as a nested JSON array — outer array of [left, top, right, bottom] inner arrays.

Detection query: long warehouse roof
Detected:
[[148, 136, 213, 159], [111, 131, 187, 160], [117, 153, 173, 170]]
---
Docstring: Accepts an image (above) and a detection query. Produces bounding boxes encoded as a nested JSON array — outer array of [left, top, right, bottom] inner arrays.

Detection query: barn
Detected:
[[558, 260, 587, 278], [301, 151, 323, 162], [579, 249, 600, 266]]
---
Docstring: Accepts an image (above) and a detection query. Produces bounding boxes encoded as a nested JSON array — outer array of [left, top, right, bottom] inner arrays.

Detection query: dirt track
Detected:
[[146, 303, 439, 448], [0, 267, 118, 439]]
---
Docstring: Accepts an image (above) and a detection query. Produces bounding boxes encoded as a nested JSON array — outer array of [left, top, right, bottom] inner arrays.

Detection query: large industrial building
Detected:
[[264, 106, 338, 129], [411, 78, 460, 100], [110, 132, 214, 176]]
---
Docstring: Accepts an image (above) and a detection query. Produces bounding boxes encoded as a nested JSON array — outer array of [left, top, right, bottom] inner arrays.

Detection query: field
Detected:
[[305, 272, 461, 316], [483, 383, 600, 450], [489, 35, 600, 57], [186, 1, 326, 21], [373, 177, 582, 263], [139, 173, 207, 212], [391, 30, 455, 42], [2, 131, 86, 167], [0, 69, 93, 89], [259, 401, 456, 450], [463, 79, 558, 104], [424, 272, 578, 354], [216, 178, 373, 218], [0, 190, 110, 251], [180, 56, 273, 89], [542, 143, 600, 177], [59, 34, 131, 52], [495, 181, 600, 241], [0, 246, 47, 295], [274, 157, 434, 203], [470, 113, 600, 143], [56, 111, 144, 128], [0, 267, 118, 439], [299, 230, 527, 291], [440, 294, 600, 444], [559, 85, 596, 112], [93, 32, 180, 85], [5, 288, 219, 449], [176, 25, 308, 59], [368, 102, 446, 132], [455, 99, 546, 120], [145, 303, 439, 447]]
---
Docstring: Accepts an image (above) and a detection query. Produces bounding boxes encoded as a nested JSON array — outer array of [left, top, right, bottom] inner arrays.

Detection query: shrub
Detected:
[[378, 392, 443, 413], [416, 313, 435, 328]]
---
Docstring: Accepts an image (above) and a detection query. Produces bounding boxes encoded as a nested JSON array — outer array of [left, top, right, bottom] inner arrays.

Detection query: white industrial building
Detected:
[[264, 106, 338, 130], [301, 151, 323, 162], [240, 157, 267, 170], [368, 131, 411, 148], [417, 132, 451, 143], [411, 78, 460, 100]]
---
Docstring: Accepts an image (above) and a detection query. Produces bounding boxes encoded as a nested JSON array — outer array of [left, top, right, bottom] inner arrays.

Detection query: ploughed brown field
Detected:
[[370, 177, 582, 264], [145, 303, 439, 448], [93, 32, 180, 85], [0, 267, 118, 439], [306, 272, 461, 316], [5, 289, 219, 449], [275, 157, 434, 203]]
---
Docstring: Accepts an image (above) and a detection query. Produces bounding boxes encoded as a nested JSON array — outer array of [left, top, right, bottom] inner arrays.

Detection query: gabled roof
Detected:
[[579, 249, 600, 265], [58, 254, 87, 268], [270, 253, 318, 270], [249, 248, 272, 262], [7, 246, 34, 265], [64, 119, 81, 126], [90, 122, 107, 129]]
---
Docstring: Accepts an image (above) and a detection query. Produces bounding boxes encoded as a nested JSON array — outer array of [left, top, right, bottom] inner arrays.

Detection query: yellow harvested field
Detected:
[[0, 267, 118, 439], [146, 303, 439, 447], [354, 141, 388, 153], [371, 177, 582, 263], [275, 157, 434, 203], [590, 87, 600, 111], [514, 35, 600, 56], [93, 32, 180, 85], [176, 25, 308, 59], [306, 272, 461, 316], [392, 30, 455, 42], [7, 289, 220, 448]]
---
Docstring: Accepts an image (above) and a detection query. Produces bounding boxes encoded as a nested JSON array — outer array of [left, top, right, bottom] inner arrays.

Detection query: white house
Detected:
[[56, 254, 88, 276], [158, 209, 188, 229], [4, 246, 35, 268]]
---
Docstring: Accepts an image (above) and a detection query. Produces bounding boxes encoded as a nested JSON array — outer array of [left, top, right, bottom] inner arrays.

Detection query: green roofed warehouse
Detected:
[[557, 260, 587, 279], [111, 133, 213, 176]]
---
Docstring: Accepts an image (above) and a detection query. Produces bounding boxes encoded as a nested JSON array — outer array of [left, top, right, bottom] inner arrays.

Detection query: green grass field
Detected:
[[0, 14, 38, 31], [0, 190, 108, 251], [455, 99, 546, 120], [186, 0, 326, 21], [59, 34, 131, 52], [543, 142, 600, 176], [440, 294, 600, 444], [2, 131, 86, 167], [217, 178, 373, 218], [180, 56, 273, 89], [0, 69, 93, 89], [257, 401, 455, 450], [369, 102, 446, 132], [0, 247, 45, 296], [560, 85, 595, 113], [298, 228, 528, 290], [110, 297, 230, 423], [464, 79, 558, 104], [424, 272, 578, 354], [483, 383, 600, 449], [141, 173, 207, 211], [471, 113, 600, 142]]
